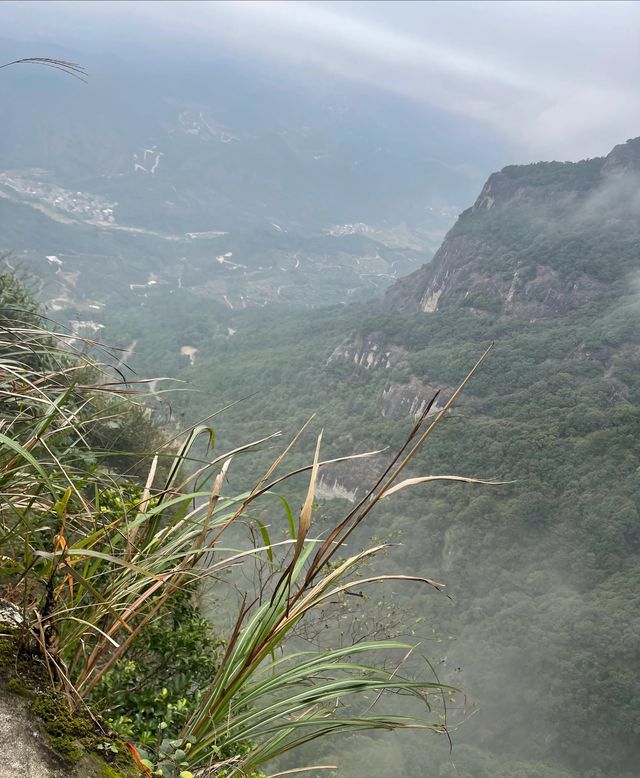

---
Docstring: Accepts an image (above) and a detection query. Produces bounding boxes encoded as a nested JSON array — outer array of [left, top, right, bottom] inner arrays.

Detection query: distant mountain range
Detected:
[[0, 40, 503, 317]]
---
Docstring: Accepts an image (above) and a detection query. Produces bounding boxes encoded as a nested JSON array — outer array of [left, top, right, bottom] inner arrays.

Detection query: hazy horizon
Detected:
[[3, 0, 640, 163]]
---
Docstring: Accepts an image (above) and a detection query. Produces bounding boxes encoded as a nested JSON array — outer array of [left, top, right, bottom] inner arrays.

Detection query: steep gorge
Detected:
[[139, 138, 640, 778]]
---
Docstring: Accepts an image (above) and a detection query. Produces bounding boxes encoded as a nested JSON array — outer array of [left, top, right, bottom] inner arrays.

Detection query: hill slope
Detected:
[[103, 138, 640, 777], [385, 137, 640, 317]]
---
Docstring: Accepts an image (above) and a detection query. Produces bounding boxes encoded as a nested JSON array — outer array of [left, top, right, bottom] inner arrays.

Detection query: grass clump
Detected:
[[0, 272, 496, 776]]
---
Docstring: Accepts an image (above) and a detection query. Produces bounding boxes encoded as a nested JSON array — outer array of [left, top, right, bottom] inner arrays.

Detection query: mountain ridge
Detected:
[[384, 137, 640, 319]]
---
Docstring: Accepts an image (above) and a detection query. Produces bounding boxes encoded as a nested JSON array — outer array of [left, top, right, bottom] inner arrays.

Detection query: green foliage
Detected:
[[101, 220, 640, 778], [0, 272, 473, 778], [499, 158, 603, 190], [89, 587, 222, 747], [0, 266, 39, 320]]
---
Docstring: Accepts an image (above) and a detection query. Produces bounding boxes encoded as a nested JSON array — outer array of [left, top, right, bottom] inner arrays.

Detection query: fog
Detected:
[[3, 0, 640, 160], [0, 3, 638, 777]]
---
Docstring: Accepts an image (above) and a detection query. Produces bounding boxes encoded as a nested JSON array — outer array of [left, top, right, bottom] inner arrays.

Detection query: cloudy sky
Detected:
[[4, 0, 640, 160]]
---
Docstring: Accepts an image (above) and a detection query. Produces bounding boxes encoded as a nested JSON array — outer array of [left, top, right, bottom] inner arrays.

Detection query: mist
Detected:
[[3, 0, 640, 161], [0, 3, 638, 777]]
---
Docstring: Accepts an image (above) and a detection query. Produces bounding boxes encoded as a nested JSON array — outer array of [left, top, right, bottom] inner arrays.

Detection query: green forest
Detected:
[[98, 150, 640, 777], [1, 24, 639, 778], [102, 293, 640, 777]]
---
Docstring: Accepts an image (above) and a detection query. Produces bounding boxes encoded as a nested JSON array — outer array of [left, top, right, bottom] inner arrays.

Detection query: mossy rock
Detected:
[[0, 631, 140, 777]]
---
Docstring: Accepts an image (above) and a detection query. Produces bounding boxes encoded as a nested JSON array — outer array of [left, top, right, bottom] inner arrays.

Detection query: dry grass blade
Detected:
[[302, 344, 493, 588], [195, 455, 234, 561], [299, 392, 441, 586], [377, 343, 494, 494], [292, 431, 322, 566], [270, 431, 324, 610], [249, 416, 316, 502], [206, 455, 233, 522], [253, 446, 386, 500], [380, 474, 509, 498], [208, 418, 315, 545], [0, 57, 87, 81], [126, 454, 158, 560]]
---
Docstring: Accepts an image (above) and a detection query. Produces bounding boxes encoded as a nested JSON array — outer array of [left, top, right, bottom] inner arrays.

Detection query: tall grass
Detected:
[[0, 285, 496, 776], [0, 57, 87, 80]]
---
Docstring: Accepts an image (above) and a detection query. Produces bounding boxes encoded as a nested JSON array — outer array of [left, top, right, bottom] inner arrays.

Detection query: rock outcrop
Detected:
[[0, 603, 137, 778], [384, 138, 640, 320], [379, 377, 445, 419], [327, 332, 406, 370]]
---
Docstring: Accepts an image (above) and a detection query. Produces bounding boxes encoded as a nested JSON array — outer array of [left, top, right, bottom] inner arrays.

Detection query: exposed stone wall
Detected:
[[0, 602, 138, 778]]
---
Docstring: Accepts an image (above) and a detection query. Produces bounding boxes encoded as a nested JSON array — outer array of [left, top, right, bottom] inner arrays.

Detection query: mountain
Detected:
[[5, 42, 639, 773], [0, 41, 503, 316], [384, 137, 640, 317], [100, 138, 640, 778]]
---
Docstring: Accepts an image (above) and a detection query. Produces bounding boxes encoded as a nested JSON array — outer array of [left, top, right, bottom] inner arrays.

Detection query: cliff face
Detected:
[[0, 604, 137, 778], [327, 332, 407, 369], [384, 138, 640, 320]]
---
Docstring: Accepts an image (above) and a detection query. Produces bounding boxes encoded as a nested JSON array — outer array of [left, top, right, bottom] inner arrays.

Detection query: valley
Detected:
[[1, 24, 638, 777], [99, 138, 640, 778], [0, 46, 492, 323]]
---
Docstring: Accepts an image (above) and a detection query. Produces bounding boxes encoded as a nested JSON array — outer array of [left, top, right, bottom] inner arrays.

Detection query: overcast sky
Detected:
[[4, 0, 640, 160]]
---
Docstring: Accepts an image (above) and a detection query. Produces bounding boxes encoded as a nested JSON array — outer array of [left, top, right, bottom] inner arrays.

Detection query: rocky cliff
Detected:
[[384, 138, 640, 320], [0, 604, 137, 778]]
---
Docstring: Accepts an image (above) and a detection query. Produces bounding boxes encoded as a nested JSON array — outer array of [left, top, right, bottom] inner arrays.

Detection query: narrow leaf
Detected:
[[381, 474, 508, 498]]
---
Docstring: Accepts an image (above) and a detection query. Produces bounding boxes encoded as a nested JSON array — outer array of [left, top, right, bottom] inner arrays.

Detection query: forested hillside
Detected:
[[103, 139, 640, 777], [3, 4, 640, 777]]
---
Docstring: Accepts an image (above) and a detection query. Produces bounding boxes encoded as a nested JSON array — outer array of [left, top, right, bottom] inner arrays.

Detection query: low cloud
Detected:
[[5, 0, 640, 161], [184, 0, 640, 160]]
